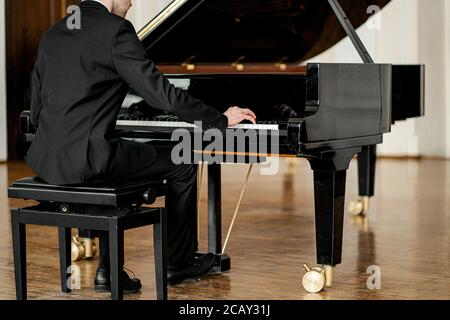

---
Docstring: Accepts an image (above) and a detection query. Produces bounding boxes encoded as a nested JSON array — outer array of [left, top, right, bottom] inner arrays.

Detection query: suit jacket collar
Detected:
[[79, 1, 111, 13]]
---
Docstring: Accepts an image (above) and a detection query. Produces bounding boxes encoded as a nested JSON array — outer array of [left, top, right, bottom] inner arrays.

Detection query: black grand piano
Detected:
[[20, 0, 424, 293]]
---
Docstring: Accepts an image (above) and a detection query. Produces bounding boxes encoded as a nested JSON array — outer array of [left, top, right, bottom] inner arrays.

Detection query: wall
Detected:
[[416, 0, 449, 158], [308, 0, 450, 158], [446, 0, 450, 159], [127, 0, 171, 31], [0, 0, 6, 162]]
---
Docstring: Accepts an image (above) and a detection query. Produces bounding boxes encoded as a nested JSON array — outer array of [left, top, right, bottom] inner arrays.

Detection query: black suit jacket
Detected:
[[26, 1, 227, 185]]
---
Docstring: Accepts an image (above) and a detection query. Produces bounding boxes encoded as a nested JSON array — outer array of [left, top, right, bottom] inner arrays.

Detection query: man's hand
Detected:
[[224, 106, 257, 127]]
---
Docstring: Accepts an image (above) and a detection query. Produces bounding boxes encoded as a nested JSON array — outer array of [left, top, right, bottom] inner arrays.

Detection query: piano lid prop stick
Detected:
[[197, 162, 205, 243], [222, 164, 254, 255]]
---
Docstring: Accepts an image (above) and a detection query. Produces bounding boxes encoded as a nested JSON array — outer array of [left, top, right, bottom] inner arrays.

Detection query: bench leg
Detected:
[[58, 228, 72, 293], [109, 220, 124, 300], [153, 208, 167, 300], [11, 209, 27, 300]]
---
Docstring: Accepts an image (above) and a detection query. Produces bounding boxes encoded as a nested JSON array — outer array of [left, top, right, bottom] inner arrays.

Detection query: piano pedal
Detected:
[[348, 196, 370, 216], [71, 235, 98, 262], [302, 264, 335, 293], [196, 252, 231, 274]]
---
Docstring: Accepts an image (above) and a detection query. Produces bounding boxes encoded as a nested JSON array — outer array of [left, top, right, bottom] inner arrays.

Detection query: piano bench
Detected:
[[8, 177, 168, 301]]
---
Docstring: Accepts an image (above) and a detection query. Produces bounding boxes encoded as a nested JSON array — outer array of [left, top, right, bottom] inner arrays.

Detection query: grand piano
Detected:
[[20, 0, 424, 293]]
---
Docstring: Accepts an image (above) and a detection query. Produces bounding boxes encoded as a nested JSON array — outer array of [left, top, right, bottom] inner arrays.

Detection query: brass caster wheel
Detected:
[[348, 196, 370, 216], [71, 236, 97, 262], [81, 237, 97, 259], [71, 236, 84, 262], [302, 264, 335, 293]]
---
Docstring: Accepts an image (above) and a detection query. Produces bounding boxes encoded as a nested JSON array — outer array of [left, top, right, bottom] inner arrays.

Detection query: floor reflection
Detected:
[[281, 158, 301, 212], [169, 274, 232, 300], [415, 160, 450, 298], [302, 292, 329, 300], [352, 214, 378, 297]]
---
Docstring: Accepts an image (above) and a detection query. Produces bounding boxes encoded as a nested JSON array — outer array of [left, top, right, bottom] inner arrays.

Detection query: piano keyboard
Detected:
[[116, 120, 280, 131]]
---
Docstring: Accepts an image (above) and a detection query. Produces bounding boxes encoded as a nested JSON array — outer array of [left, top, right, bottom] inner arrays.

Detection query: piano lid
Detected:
[[138, 0, 391, 66]]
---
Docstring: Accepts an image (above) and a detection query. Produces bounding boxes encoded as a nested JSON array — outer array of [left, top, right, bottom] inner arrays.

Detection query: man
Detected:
[[27, 0, 256, 294]]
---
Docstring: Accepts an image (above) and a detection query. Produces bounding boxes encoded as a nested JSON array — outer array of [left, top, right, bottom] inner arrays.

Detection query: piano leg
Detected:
[[313, 170, 346, 267], [303, 148, 360, 293], [199, 164, 230, 273], [349, 145, 377, 216]]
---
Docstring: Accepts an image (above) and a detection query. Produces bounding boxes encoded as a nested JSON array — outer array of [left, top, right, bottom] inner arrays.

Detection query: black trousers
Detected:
[[98, 143, 198, 270]]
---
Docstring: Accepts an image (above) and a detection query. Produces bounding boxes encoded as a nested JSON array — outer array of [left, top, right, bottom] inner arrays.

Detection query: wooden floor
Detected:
[[1, 158, 449, 300]]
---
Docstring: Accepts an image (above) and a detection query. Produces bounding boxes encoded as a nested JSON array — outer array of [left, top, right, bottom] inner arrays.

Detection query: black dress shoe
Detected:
[[167, 253, 215, 285], [94, 269, 142, 294]]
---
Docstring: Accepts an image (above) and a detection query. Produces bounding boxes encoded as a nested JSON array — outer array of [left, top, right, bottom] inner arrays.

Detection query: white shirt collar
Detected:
[[82, 0, 111, 12]]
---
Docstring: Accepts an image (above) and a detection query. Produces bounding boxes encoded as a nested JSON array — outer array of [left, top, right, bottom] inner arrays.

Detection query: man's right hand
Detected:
[[224, 106, 257, 127]]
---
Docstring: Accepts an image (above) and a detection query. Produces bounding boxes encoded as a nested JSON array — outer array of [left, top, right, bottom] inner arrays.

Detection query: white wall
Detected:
[[127, 0, 172, 31], [446, 0, 450, 159], [0, 0, 7, 162], [308, 0, 450, 158], [416, 0, 449, 158]]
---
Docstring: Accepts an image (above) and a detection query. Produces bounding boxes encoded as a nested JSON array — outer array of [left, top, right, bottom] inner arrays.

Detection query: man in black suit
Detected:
[[27, 0, 256, 293]]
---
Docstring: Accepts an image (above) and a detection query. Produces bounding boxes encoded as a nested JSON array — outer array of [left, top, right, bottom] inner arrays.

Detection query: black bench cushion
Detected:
[[8, 177, 166, 207]]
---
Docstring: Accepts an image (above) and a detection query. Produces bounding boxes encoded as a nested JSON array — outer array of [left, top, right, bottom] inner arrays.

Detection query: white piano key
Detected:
[[116, 120, 279, 131]]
